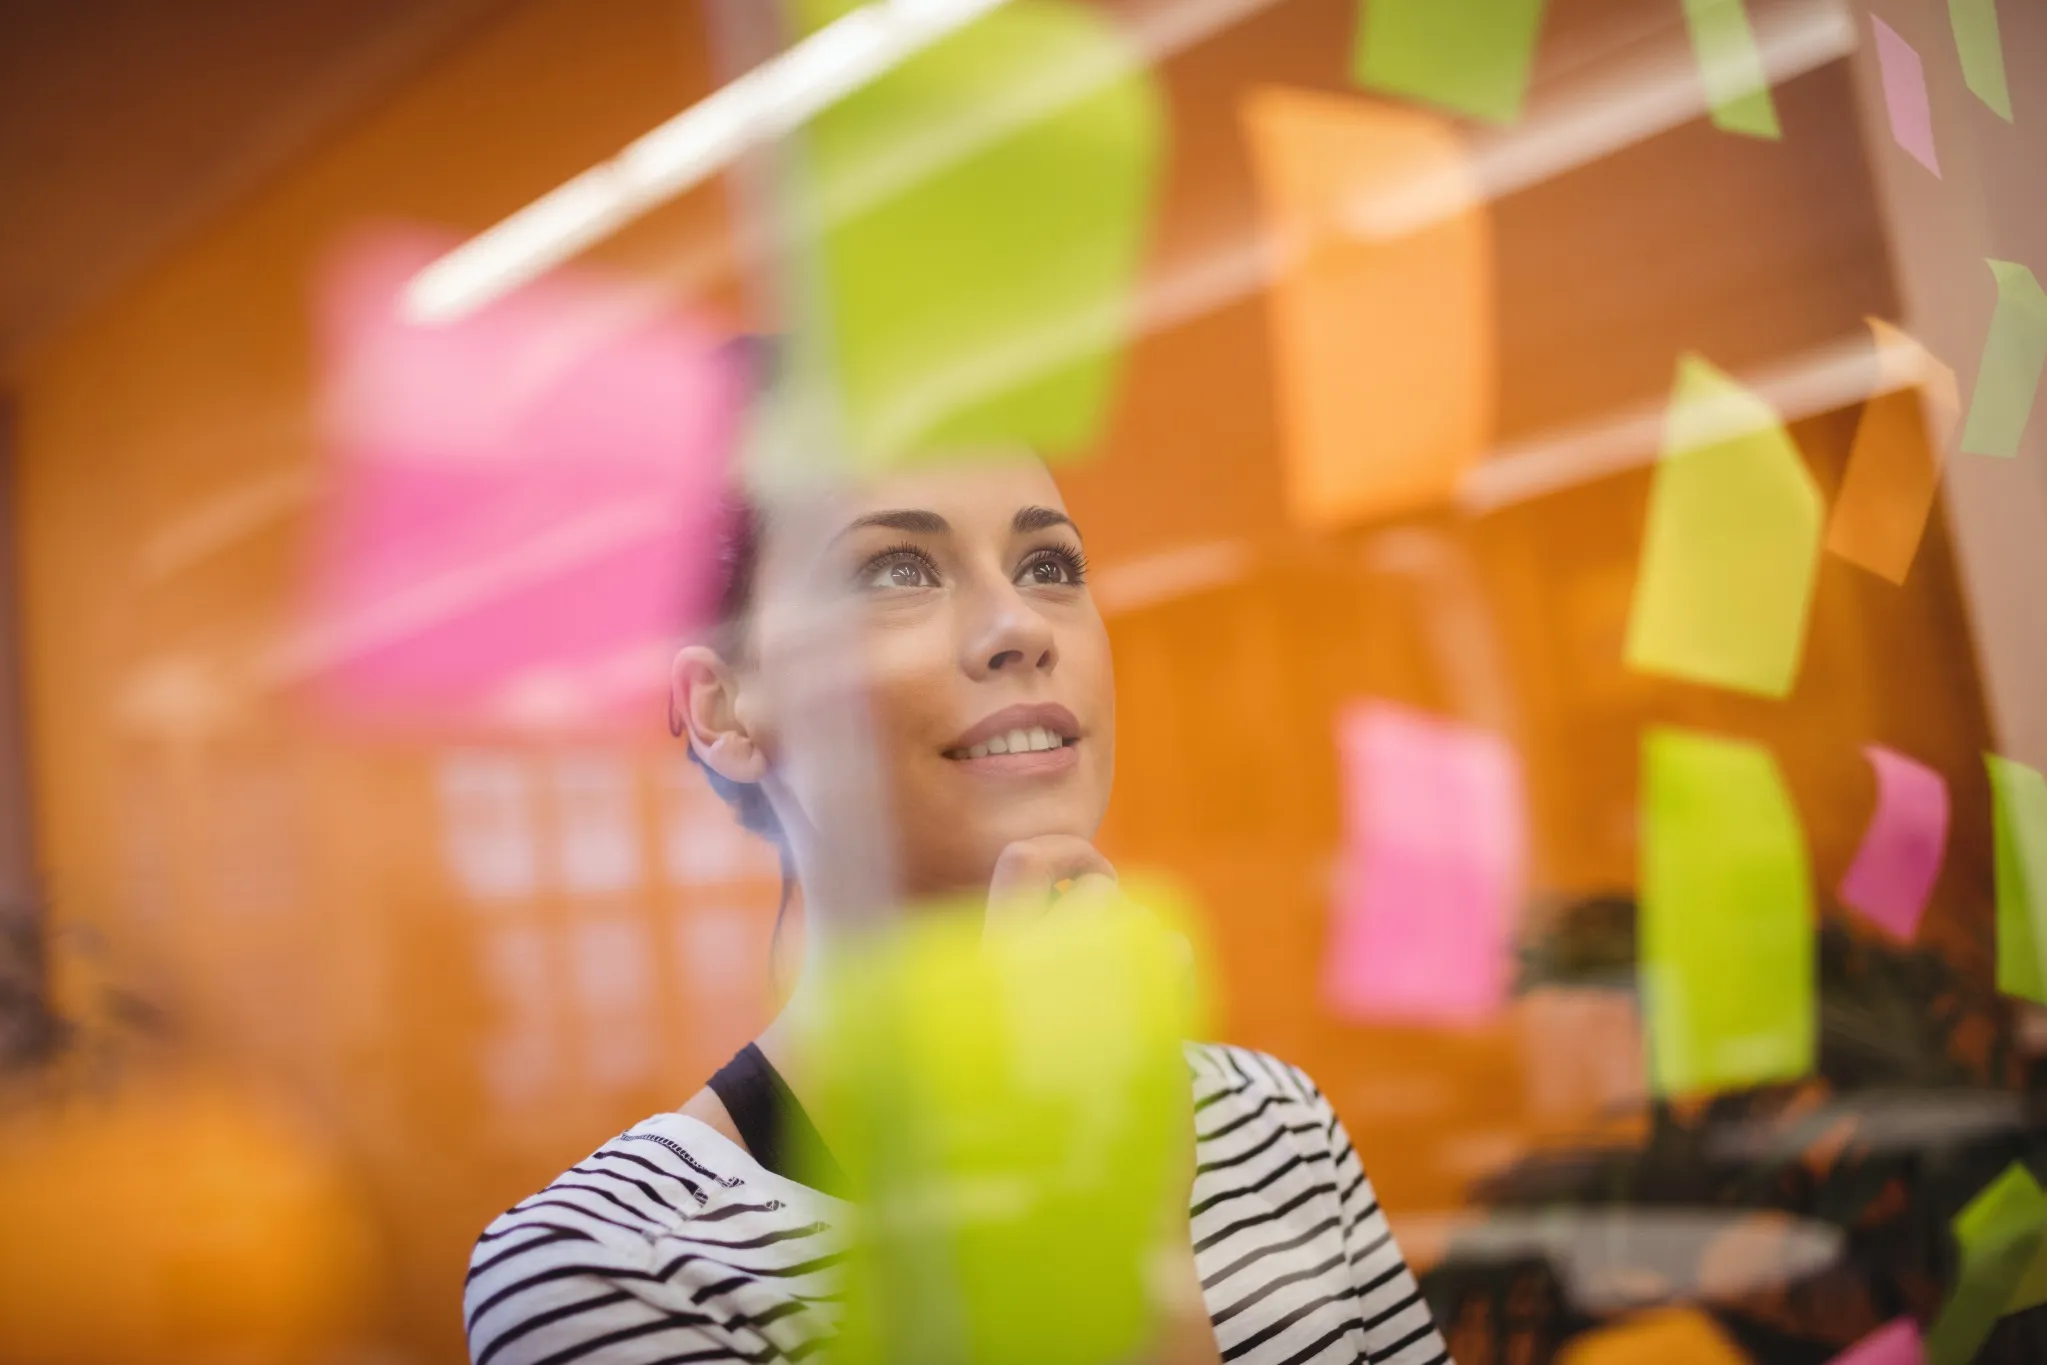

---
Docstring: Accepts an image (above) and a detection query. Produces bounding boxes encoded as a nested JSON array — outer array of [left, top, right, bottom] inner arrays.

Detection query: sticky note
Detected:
[[2009, 1228, 2047, 1314], [1838, 747, 1950, 941], [1827, 319, 1959, 584], [1927, 1163, 2047, 1365], [1348, 0, 1549, 125], [804, 880, 1200, 1365], [1559, 1307, 1747, 1364], [1240, 87, 1494, 530], [1871, 17, 1940, 175], [1830, 1320, 1923, 1365], [1950, 0, 2013, 121], [1682, 0, 1782, 140], [1322, 704, 1525, 1026], [1960, 260, 2047, 458], [308, 232, 744, 729], [1988, 755, 2047, 1006], [792, 1, 1164, 472], [1640, 728, 1814, 1099], [1625, 355, 1822, 699]]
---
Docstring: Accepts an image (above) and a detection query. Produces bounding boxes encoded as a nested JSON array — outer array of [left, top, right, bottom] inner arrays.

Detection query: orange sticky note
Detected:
[[1241, 86, 1494, 531], [1826, 319, 1959, 584], [1560, 1307, 1748, 1364]]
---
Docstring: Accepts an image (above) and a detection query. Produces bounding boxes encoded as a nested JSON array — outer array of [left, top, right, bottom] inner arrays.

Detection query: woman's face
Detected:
[[742, 456, 1115, 901]]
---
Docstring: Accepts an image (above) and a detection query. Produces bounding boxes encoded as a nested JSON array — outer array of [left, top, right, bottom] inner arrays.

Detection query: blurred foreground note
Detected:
[[1960, 259, 2047, 458], [1826, 319, 1958, 583], [1349, 0, 1549, 125], [1322, 703, 1525, 1026], [1987, 755, 2047, 1006], [307, 233, 744, 730], [804, 881, 1199, 1365], [1558, 1307, 1747, 1364], [792, 0, 1165, 471], [1830, 1320, 1923, 1365], [1838, 746, 1949, 941], [1682, 0, 1781, 139], [1641, 728, 1814, 1098], [1871, 17, 1940, 176], [1625, 355, 1822, 698], [1926, 1162, 2047, 1365], [1240, 87, 1493, 530], [1949, 0, 2013, 121]]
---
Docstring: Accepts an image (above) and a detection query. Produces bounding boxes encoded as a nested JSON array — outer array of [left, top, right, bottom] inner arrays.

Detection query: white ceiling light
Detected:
[[402, 0, 1011, 325]]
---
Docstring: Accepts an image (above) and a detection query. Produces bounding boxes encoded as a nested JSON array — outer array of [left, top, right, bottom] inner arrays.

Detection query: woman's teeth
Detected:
[[957, 727, 1066, 759]]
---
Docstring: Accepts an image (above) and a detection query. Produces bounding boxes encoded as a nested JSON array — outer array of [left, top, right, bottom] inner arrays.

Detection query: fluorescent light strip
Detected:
[[402, 0, 1010, 324]]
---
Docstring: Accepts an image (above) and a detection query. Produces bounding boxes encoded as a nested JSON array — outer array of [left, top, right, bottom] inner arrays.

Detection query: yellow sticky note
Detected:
[[1988, 755, 2047, 1007], [1960, 259, 2047, 458], [803, 878, 1203, 1365], [1240, 86, 1494, 530], [1682, 0, 1782, 140], [788, 0, 1166, 472], [1349, 0, 1550, 125], [1826, 319, 1959, 584], [1559, 1307, 1748, 1364], [1950, 0, 2013, 121], [1927, 1162, 2047, 1365], [1640, 728, 1814, 1100], [1625, 355, 1822, 698]]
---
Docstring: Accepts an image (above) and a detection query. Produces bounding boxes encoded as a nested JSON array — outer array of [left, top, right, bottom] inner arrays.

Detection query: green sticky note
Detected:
[[1988, 755, 2047, 1006], [1640, 728, 1814, 1099], [789, 0, 1166, 474], [1927, 1163, 2047, 1365], [802, 880, 1200, 1365], [1960, 260, 2047, 458], [1349, 0, 1549, 125], [1682, 0, 1782, 139], [1625, 355, 1822, 699], [1950, 0, 2013, 121]]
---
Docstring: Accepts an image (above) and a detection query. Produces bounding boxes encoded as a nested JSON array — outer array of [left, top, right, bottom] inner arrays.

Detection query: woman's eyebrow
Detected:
[[1013, 505, 1079, 536], [829, 508, 951, 545]]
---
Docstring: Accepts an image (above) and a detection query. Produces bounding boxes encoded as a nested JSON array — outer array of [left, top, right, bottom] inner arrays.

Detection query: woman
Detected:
[[464, 451, 1450, 1365]]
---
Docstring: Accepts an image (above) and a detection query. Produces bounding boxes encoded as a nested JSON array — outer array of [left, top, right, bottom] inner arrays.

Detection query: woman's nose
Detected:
[[964, 585, 1059, 678]]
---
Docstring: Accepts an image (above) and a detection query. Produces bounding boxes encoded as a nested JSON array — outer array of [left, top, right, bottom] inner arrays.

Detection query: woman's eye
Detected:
[[861, 553, 937, 591], [1017, 550, 1086, 587]]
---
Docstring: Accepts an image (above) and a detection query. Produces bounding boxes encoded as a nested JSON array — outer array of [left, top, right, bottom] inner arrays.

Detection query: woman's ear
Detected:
[[671, 645, 766, 784]]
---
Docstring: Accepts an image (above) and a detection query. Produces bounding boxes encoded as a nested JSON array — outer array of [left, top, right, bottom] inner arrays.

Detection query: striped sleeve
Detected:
[[464, 1134, 839, 1365], [1295, 1067, 1450, 1365]]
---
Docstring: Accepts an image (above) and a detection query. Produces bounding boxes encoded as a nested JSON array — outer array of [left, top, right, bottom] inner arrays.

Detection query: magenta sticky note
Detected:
[[1829, 1319, 1923, 1365], [1839, 745, 1950, 940], [1871, 16, 1940, 177], [1323, 703, 1526, 1026], [305, 232, 746, 730]]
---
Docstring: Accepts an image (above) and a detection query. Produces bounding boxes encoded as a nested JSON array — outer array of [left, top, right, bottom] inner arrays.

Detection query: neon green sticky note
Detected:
[[1960, 260, 2047, 458], [1950, 0, 2013, 121], [1927, 1163, 2047, 1365], [1640, 728, 1814, 1099], [1349, 0, 1549, 125], [1682, 0, 1782, 139], [1988, 755, 2047, 1006], [1625, 355, 1822, 698], [789, 1, 1166, 473], [803, 878, 1201, 1365]]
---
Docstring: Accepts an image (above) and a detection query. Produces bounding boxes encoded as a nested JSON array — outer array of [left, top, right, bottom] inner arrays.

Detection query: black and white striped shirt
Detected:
[[466, 1042, 1450, 1365]]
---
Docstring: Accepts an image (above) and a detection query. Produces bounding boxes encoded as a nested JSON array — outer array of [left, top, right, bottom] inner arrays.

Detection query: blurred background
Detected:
[[4, 0, 2047, 1360]]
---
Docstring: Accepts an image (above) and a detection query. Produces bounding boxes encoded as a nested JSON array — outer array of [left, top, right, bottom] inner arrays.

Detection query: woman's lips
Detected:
[[945, 741, 1080, 777]]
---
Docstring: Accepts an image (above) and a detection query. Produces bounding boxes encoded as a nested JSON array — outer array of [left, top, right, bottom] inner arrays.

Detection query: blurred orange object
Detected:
[[1825, 318, 1959, 585], [1240, 85, 1495, 531], [1558, 1307, 1749, 1364], [0, 1077, 379, 1365]]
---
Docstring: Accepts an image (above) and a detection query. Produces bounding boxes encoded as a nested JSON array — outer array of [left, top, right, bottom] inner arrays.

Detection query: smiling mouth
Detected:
[[945, 727, 1078, 761]]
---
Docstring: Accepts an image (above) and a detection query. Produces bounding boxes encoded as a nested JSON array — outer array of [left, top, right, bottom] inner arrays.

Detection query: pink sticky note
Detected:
[[1839, 745, 1950, 940], [1871, 16, 1940, 177], [304, 231, 746, 730], [1322, 703, 1525, 1026], [1829, 1319, 1923, 1365]]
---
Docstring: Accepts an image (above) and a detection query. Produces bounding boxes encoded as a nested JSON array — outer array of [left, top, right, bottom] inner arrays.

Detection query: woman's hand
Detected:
[[984, 837, 1222, 1365]]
